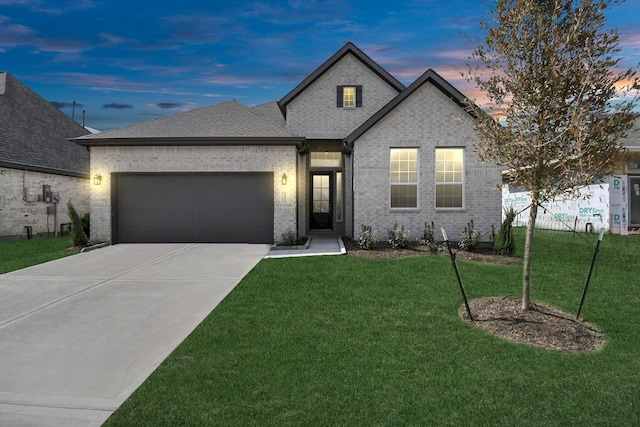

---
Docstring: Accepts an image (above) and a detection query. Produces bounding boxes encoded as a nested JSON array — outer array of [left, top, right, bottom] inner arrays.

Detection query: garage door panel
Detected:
[[114, 173, 274, 243]]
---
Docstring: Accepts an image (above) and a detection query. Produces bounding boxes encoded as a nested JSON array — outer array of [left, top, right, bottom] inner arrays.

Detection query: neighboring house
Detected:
[[71, 42, 503, 244], [0, 72, 91, 240], [502, 122, 640, 234]]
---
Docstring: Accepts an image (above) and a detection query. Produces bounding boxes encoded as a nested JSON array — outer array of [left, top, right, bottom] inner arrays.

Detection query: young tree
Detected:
[[468, 0, 639, 310]]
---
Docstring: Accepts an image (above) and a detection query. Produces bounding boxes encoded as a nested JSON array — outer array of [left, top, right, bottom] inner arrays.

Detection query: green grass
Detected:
[[106, 228, 640, 426], [0, 237, 79, 274]]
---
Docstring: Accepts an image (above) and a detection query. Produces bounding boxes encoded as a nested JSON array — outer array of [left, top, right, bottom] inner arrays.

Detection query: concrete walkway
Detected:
[[265, 233, 346, 258], [0, 243, 269, 427]]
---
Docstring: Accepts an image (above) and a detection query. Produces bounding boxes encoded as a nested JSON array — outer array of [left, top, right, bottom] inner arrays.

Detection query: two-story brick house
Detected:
[[72, 42, 503, 244]]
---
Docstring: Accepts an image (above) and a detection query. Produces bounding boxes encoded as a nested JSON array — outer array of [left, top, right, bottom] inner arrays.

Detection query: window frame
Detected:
[[390, 147, 419, 209], [435, 147, 465, 210], [337, 85, 362, 108]]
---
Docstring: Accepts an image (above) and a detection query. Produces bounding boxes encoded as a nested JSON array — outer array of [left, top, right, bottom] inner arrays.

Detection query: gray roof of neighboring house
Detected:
[[622, 121, 640, 149], [73, 99, 302, 146], [344, 69, 475, 149], [277, 42, 406, 114], [0, 72, 90, 178]]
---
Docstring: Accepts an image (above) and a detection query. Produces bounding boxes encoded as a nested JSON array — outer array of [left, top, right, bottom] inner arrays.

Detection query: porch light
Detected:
[[281, 173, 287, 186], [93, 173, 102, 185]]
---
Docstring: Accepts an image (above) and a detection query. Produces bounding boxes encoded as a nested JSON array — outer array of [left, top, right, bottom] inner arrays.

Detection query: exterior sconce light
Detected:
[[93, 173, 102, 185], [281, 173, 287, 186]]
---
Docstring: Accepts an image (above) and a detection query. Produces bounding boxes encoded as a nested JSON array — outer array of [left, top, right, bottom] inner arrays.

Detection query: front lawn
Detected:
[[106, 229, 640, 426], [0, 237, 78, 274]]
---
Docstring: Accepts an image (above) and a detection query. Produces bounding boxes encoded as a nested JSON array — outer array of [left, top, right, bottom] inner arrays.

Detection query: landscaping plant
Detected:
[[420, 221, 440, 253], [388, 222, 411, 249], [467, 0, 639, 309], [67, 200, 89, 247], [494, 207, 516, 256], [458, 220, 480, 251], [357, 224, 378, 250]]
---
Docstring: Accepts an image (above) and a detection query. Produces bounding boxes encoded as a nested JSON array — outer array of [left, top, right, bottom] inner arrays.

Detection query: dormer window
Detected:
[[337, 85, 362, 108]]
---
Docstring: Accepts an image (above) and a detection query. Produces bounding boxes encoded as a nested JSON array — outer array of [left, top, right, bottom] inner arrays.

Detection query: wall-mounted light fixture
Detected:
[[93, 173, 102, 185], [281, 173, 287, 186]]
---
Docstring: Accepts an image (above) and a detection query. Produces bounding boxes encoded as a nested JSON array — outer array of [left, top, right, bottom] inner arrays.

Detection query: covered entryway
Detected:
[[112, 173, 274, 243]]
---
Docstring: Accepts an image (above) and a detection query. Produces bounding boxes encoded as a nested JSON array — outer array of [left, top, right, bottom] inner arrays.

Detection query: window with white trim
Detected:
[[343, 86, 355, 108], [390, 148, 418, 208], [435, 148, 464, 208]]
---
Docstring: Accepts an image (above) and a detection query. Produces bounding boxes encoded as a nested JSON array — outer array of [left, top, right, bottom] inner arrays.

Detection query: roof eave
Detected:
[[70, 136, 305, 147]]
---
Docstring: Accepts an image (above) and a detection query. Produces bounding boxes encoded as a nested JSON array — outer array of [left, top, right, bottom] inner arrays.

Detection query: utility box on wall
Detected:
[[43, 185, 52, 203], [23, 187, 38, 202]]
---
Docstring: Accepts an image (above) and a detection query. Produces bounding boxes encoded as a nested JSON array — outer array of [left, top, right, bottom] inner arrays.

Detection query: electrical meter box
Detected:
[[43, 185, 52, 203], [23, 187, 38, 202]]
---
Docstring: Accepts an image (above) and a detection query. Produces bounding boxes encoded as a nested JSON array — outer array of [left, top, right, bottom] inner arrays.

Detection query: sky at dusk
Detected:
[[2, 0, 639, 131]]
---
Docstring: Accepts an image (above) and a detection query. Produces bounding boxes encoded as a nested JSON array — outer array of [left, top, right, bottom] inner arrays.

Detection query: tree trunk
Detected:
[[522, 196, 539, 311]]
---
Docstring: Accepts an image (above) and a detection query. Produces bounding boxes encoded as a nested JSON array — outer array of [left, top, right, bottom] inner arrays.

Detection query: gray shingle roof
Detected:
[[73, 99, 302, 146], [0, 72, 90, 177]]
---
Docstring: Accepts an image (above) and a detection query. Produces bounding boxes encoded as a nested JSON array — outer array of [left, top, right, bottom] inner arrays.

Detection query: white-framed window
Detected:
[[435, 148, 464, 208], [390, 148, 418, 208], [343, 86, 355, 108]]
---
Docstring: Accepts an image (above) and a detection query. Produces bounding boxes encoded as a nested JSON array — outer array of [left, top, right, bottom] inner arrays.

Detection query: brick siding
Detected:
[[90, 145, 298, 243], [352, 83, 503, 242], [0, 167, 89, 239]]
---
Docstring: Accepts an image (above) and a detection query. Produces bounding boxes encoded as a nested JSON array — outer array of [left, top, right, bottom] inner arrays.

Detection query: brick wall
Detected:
[[0, 167, 89, 239], [352, 83, 503, 242], [286, 54, 401, 139], [90, 145, 298, 243]]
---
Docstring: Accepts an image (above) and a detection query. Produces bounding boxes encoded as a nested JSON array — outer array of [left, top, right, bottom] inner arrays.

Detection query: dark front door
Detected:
[[310, 173, 333, 230], [630, 176, 640, 228]]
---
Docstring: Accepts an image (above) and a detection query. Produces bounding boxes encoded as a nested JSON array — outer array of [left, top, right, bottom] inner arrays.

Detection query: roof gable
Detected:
[[344, 69, 475, 148], [73, 100, 302, 146], [0, 72, 90, 177], [278, 42, 405, 114]]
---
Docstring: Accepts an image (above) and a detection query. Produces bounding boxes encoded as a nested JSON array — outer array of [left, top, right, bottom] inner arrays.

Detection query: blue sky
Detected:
[[2, 0, 639, 131]]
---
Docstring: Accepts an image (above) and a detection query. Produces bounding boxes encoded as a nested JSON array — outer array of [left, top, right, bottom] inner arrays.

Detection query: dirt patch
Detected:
[[462, 297, 606, 352], [344, 239, 522, 265]]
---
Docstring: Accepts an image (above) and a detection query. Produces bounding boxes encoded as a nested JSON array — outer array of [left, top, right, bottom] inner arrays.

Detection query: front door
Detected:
[[310, 173, 333, 230], [630, 176, 640, 228]]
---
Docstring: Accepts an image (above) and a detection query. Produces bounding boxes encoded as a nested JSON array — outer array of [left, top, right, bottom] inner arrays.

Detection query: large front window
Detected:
[[435, 148, 464, 208], [390, 148, 418, 208]]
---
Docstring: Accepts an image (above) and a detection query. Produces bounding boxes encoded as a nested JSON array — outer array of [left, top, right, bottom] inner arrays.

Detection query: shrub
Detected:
[[388, 222, 411, 249], [81, 212, 90, 238], [458, 220, 481, 251], [420, 221, 441, 253], [494, 207, 516, 256], [281, 229, 298, 246], [67, 200, 89, 247], [358, 224, 378, 250]]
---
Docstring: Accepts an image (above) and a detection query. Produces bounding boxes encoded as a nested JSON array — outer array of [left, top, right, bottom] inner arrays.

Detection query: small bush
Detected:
[[494, 207, 516, 256], [420, 221, 441, 253], [67, 200, 89, 247], [388, 222, 411, 249], [358, 224, 378, 250], [81, 213, 90, 238], [281, 229, 298, 246], [458, 220, 481, 251]]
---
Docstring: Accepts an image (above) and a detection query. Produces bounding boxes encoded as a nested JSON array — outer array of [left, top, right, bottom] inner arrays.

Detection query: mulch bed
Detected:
[[462, 297, 606, 353], [343, 239, 522, 265]]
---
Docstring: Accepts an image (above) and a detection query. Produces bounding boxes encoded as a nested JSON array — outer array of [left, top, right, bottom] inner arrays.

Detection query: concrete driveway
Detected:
[[0, 243, 269, 426]]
